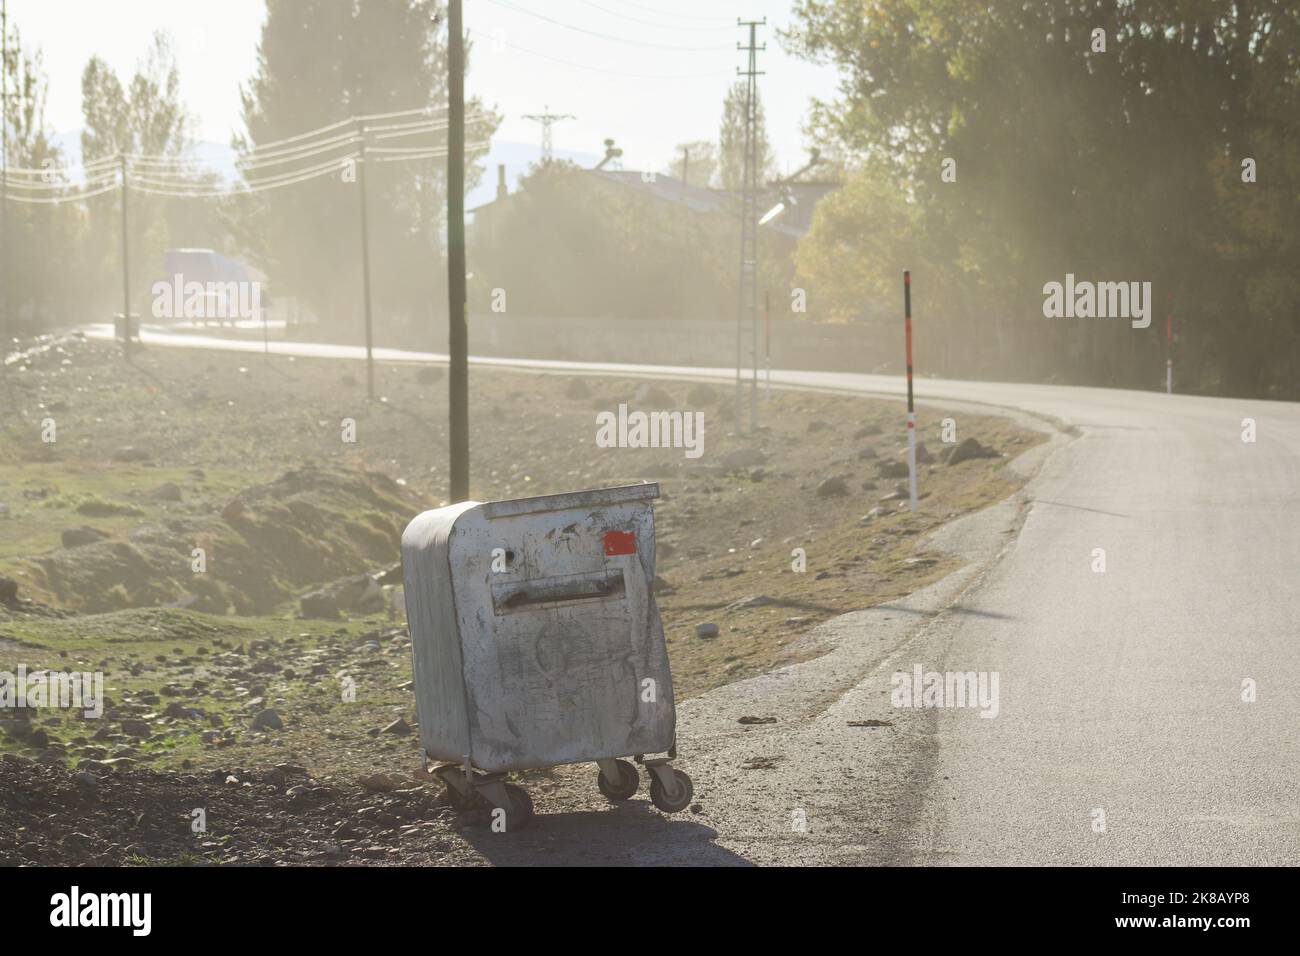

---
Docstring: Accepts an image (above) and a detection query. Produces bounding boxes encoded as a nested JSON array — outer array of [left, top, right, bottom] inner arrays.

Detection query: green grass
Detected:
[[0, 460, 251, 564]]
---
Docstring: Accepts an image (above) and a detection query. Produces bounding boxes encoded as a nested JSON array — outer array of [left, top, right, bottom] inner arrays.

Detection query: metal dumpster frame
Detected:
[[401, 483, 691, 823]]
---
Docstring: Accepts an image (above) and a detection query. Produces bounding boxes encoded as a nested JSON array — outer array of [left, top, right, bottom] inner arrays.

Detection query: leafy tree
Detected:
[[786, 0, 1300, 396], [469, 161, 738, 320], [1, 22, 80, 334], [79, 32, 192, 316], [237, 0, 500, 340], [667, 140, 717, 188]]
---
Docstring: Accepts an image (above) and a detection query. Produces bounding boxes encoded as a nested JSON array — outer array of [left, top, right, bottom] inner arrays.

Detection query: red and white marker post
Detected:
[[1165, 299, 1173, 395], [904, 271, 918, 512]]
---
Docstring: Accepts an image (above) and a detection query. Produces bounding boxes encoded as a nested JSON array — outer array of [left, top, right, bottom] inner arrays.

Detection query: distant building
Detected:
[[469, 163, 840, 240]]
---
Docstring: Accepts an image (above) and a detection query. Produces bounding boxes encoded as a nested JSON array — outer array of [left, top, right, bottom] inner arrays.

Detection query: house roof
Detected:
[[467, 167, 841, 238], [591, 170, 839, 238]]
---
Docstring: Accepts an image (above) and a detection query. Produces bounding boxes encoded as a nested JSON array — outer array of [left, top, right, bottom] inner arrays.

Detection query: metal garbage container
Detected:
[[401, 482, 691, 825]]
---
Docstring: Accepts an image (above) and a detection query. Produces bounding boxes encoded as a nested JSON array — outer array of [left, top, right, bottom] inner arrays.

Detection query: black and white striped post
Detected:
[[904, 271, 918, 512]]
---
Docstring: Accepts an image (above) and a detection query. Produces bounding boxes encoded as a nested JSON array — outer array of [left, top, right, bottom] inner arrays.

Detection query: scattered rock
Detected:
[[686, 383, 717, 405], [120, 719, 151, 738], [382, 717, 412, 736], [738, 716, 777, 725], [149, 482, 183, 502], [815, 476, 849, 497], [61, 525, 109, 548], [946, 437, 999, 466], [358, 772, 404, 793], [876, 459, 910, 479], [633, 383, 674, 407], [725, 594, 775, 611], [300, 574, 385, 619], [807, 420, 830, 433], [847, 719, 894, 727], [695, 622, 720, 639], [720, 447, 767, 471], [110, 446, 151, 463], [251, 709, 284, 732]]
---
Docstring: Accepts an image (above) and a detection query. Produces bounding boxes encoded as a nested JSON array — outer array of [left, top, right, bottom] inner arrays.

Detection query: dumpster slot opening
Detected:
[[491, 569, 626, 614]]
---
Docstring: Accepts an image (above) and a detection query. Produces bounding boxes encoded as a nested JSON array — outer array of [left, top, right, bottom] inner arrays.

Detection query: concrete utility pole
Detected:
[[447, 0, 469, 502], [734, 18, 765, 433], [522, 106, 575, 163]]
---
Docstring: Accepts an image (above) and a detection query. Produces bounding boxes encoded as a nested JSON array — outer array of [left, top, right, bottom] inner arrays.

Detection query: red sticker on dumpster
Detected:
[[603, 530, 637, 556]]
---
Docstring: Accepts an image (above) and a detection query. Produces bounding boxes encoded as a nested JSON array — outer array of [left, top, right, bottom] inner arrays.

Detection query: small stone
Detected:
[[382, 716, 412, 736], [695, 623, 720, 639]]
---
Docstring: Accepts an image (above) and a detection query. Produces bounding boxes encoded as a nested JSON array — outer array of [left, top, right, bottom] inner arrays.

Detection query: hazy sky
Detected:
[[7, 0, 841, 175]]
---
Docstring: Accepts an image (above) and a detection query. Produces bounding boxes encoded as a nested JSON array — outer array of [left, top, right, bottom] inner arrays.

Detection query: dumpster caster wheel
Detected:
[[649, 768, 693, 814], [503, 784, 534, 828], [444, 784, 478, 812], [597, 759, 639, 801]]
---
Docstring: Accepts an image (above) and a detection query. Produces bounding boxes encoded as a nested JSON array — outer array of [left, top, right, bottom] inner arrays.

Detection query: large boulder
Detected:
[[300, 574, 386, 619], [815, 476, 849, 498], [946, 437, 999, 466]]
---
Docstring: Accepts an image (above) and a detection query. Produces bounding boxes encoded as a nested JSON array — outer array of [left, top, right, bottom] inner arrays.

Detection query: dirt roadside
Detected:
[[0, 335, 1049, 865]]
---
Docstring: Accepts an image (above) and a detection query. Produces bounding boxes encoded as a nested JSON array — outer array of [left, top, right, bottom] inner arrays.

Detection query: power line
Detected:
[[497, 36, 731, 79], [3, 141, 490, 204], [483, 0, 731, 51], [613, 0, 735, 23], [573, 0, 734, 32], [2, 180, 119, 204]]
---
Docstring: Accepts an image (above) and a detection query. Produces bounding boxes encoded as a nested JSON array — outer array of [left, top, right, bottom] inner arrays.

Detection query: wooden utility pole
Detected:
[[447, 0, 469, 502], [734, 18, 765, 433], [1, 0, 8, 364], [356, 123, 375, 400]]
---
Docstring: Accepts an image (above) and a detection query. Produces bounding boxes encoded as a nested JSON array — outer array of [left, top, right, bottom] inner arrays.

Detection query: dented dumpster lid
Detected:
[[481, 482, 659, 520]]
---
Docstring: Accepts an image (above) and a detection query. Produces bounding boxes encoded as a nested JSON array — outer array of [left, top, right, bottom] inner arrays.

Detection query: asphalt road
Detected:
[[83, 323, 1300, 865]]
